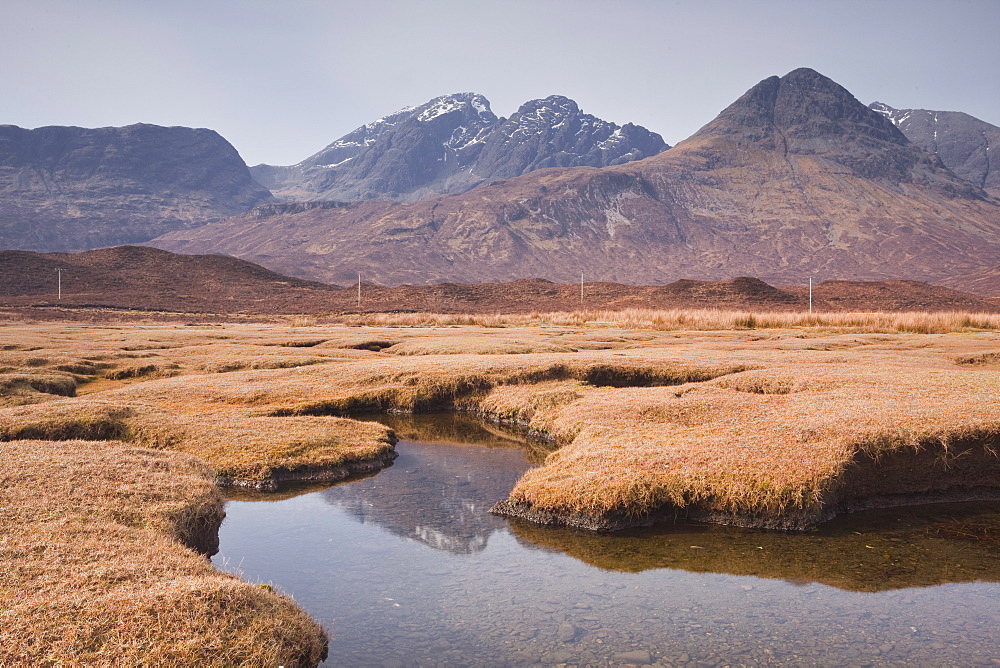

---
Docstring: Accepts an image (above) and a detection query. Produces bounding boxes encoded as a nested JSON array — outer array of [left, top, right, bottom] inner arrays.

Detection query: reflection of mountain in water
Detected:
[[322, 414, 537, 554], [510, 501, 1000, 592]]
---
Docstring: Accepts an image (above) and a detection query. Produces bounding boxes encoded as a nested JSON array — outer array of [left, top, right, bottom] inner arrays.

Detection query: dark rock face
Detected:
[[251, 93, 498, 202], [153, 68, 1000, 292], [250, 93, 668, 202], [472, 95, 668, 178], [702, 68, 903, 142], [695, 68, 967, 191], [0, 123, 272, 252], [870, 102, 1000, 196]]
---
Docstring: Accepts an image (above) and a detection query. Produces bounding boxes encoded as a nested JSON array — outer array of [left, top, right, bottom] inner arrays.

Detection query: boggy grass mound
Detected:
[[0, 371, 79, 407], [494, 364, 1000, 530], [0, 399, 396, 487], [0, 439, 327, 665]]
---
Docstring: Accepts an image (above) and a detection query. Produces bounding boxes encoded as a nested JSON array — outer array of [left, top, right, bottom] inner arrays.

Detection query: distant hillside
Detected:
[[250, 93, 668, 202], [870, 102, 1000, 197], [3, 247, 997, 316], [0, 123, 272, 252]]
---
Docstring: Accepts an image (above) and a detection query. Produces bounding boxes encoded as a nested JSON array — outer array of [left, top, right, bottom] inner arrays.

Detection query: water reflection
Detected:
[[510, 502, 1000, 592], [214, 413, 1000, 666], [357, 411, 554, 463], [227, 412, 1000, 590], [319, 438, 530, 553]]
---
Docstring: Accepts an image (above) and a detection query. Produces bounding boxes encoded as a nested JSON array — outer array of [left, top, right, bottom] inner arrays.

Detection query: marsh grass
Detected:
[[499, 365, 1000, 528], [341, 308, 1000, 333], [0, 439, 327, 665], [955, 351, 1000, 365], [6, 318, 1000, 658], [0, 399, 395, 482], [0, 372, 77, 397]]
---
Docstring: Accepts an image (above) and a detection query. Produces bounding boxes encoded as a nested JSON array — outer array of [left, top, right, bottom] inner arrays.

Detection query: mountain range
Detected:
[[151, 68, 1000, 292], [3, 68, 1000, 294], [250, 93, 669, 202]]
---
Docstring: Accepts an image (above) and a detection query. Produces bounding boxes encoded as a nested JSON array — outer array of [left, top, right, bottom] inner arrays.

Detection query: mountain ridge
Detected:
[[152, 68, 1000, 292], [249, 92, 668, 202], [869, 101, 1000, 196]]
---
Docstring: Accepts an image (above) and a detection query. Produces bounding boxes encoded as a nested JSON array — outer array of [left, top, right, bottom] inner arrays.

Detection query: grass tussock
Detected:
[[500, 364, 1000, 528], [250, 357, 743, 417], [0, 439, 327, 665], [103, 363, 163, 380], [0, 372, 78, 398], [0, 399, 395, 482], [955, 351, 1000, 365], [384, 336, 574, 355]]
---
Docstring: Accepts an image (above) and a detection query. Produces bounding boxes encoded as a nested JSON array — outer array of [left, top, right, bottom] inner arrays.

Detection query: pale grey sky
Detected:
[[3, 0, 998, 166]]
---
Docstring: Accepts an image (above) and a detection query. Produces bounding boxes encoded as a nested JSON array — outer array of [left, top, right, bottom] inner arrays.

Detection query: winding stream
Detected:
[[213, 414, 1000, 666]]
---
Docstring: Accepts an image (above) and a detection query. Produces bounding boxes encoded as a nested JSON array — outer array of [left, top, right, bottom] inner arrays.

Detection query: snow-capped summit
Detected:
[[251, 93, 668, 202], [477, 95, 667, 179]]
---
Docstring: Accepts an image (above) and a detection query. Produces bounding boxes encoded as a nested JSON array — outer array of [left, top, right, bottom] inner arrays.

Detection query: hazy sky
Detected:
[[3, 0, 998, 166]]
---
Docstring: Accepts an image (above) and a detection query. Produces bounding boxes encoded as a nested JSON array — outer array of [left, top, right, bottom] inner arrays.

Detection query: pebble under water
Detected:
[[213, 414, 1000, 667]]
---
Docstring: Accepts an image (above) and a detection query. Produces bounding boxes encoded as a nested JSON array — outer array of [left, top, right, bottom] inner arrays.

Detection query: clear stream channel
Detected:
[[213, 413, 1000, 667]]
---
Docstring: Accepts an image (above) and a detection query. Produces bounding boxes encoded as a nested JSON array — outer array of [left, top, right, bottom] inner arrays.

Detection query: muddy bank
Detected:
[[494, 437, 1000, 531], [215, 449, 399, 491]]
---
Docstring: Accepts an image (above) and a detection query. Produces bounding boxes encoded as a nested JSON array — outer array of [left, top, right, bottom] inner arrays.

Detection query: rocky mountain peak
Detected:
[[252, 92, 668, 202], [475, 95, 668, 178], [685, 67, 977, 189], [696, 68, 907, 146], [296, 92, 496, 172], [414, 92, 497, 125], [514, 95, 580, 118]]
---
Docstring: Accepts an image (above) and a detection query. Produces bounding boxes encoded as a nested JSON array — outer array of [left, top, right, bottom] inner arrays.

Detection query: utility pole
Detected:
[[809, 277, 813, 314], [56, 268, 64, 300], [580, 271, 584, 306], [357, 273, 361, 309]]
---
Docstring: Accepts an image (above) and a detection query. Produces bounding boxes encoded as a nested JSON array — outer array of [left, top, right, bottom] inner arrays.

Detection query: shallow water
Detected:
[[214, 414, 1000, 666]]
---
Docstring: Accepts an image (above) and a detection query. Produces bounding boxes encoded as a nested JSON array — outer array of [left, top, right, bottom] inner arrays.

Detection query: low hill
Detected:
[[0, 246, 336, 314], [2, 247, 998, 316]]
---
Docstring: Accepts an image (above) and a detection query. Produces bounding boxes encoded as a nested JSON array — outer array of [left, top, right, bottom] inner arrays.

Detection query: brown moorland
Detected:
[[4, 314, 1000, 658], [3, 246, 1000, 319]]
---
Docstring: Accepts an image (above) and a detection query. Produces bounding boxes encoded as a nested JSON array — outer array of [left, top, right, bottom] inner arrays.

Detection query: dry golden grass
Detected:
[[497, 363, 1000, 527], [4, 314, 1000, 657], [383, 335, 574, 355], [340, 308, 1000, 333], [0, 399, 395, 483], [0, 439, 327, 665]]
